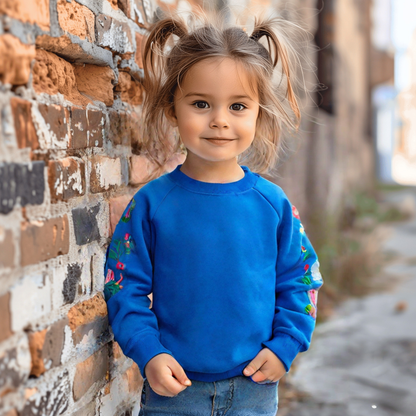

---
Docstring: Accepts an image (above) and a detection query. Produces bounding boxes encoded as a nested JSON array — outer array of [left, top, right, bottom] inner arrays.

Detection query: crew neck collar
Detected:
[[167, 164, 258, 195]]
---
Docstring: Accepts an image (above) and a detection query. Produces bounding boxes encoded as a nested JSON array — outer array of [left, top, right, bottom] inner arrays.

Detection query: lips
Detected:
[[204, 138, 235, 146]]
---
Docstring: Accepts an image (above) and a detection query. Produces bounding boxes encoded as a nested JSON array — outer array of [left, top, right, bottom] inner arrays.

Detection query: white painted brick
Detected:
[[10, 273, 52, 332]]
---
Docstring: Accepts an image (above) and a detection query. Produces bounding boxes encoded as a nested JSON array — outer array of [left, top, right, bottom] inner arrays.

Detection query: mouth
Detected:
[[203, 137, 236, 145]]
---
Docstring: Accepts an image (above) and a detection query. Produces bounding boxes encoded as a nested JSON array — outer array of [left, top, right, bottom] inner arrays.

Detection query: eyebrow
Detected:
[[184, 92, 253, 100]]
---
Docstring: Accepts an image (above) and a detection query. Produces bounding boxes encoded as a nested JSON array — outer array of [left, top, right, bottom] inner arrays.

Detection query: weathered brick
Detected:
[[32, 49, 90, 107], [20, 215, 69, 266], [73, 64, 115, 106], [73, 345, 109, 401], [115, 72, 143, 105], [0, 228, 15, 268], [90, 156, 122, 193], [96, 14, 134, 55], [0, 161, 45, 215], [0, 292, 13, 343], [48, 157, 85, 201], [125, 362, 142, 392], [118, 0, 131, 18], [69, 108, 104, 149], [10, 274, 52, 331], [0, 335, 31, 395], [67, 293, 108, 345], [107, 111, 131, 146], [135, 32, 144, 69], [63, 263, 82, 304], [28, 317, 68, 377], [132, 0, 150, 27], [37, 103, 71, 149], [0, 35, 36, 85], [10, 97, 39, 150], [57, 0, 95, 42], [71, 402, 96, 416], [129, 155, 159, 185], [72, 204, 101, 245], [0, 0, 50, 31], [20, 370, 70, 416], [28, 328, 47, 377]]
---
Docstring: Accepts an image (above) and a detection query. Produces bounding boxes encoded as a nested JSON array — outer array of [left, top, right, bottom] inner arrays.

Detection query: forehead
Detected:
[[176, 57, 258, 100]]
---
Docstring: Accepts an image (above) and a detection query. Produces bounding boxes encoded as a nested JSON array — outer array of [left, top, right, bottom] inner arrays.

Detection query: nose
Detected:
[[209, 107, 230, 129]]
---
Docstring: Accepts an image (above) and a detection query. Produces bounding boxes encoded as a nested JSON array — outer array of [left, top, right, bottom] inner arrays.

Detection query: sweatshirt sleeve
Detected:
[[261, 191, 324, 373], [103, 193, 174, 379]]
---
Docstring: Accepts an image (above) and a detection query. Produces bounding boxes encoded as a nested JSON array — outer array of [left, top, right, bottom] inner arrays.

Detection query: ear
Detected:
[[165, 106, 178, 127]]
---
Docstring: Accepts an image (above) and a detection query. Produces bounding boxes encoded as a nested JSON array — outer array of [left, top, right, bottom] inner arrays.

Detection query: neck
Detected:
[[179, 157, 244, 183]]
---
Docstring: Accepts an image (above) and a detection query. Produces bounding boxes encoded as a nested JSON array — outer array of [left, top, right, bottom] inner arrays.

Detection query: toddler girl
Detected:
[[104, 9, 323, 416]]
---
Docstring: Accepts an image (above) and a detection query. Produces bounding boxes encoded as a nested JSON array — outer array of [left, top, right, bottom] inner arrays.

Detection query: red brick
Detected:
[[67, 294, 108, 344], [32, 49, 90, 107], [90, 155, 122, 193], [0, 292, 13, 343], [48, 157, 85, 201], [0, 35, 36, 85], [57, 0, 95, 42], [118, 0, 131, 18], [0, 229, 16, 268], [38, 103, 71, 149], [73, 65, 115, 107], [28, 329, 47, 377], [70, 108, 105, 149], [20, 215, 70, 266], [10, 97, 39, 150], [115, 72, 143, 105], [135, 33, 144, 69], [96, 14, 134, 54], [125, 362, 142, 392], [28, 317, 68, 377], [0, 0, 49, 31], [107, 111, 131, 146], [73, 345, 109, 401]]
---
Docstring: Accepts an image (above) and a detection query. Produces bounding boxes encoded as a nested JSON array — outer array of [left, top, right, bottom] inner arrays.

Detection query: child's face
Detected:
[[167, 57, 260, 166]]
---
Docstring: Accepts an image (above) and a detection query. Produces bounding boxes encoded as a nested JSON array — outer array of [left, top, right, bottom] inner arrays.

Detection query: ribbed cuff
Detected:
[[125, 332, 174, 379], [262, 333, 303, 373]]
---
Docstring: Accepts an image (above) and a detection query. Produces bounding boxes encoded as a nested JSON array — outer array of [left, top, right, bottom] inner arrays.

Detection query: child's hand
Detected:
[[144, 353, 192, 397], [243, 347, 286, 383]]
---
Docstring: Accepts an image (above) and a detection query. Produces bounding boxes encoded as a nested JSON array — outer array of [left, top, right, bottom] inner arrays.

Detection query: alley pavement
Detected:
[[279, 187, 416, 416]]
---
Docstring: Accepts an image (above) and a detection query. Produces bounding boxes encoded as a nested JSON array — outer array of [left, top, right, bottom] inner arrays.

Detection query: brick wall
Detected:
[[0, 0, 186, 414]]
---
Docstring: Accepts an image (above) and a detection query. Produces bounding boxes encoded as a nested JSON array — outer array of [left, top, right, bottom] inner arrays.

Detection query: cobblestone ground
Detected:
[[277, 188, 416, 416]]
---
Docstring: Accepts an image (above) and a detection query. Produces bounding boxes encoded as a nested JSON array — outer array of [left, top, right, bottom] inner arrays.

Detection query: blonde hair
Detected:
[[139, 8, 309, 179]]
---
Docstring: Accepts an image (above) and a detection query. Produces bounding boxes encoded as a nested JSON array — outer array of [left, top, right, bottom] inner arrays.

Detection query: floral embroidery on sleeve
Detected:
[[291, 204, 323, 319], [104, 269, 124, 302], [105, 201, 137, 302]]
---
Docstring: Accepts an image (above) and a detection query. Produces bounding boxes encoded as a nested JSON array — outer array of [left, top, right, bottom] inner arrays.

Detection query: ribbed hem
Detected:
[[262, 333, 303, 373], [167, 164, 259, 195], [125, 333, 174, 379], [183, 360, 252, 382]]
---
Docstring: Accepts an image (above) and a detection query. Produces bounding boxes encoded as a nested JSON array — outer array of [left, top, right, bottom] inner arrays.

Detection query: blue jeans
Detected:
[[138, 375, 279, 416]]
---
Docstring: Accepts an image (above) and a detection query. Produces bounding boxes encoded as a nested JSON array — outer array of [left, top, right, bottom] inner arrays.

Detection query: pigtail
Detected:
[[250, 18, 301, 124], [143, 18, 188, 86], [138, 17, 188, 181]]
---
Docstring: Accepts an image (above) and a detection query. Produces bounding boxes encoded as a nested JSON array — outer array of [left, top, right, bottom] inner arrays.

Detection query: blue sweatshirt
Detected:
[[104, 164, 323, 382]]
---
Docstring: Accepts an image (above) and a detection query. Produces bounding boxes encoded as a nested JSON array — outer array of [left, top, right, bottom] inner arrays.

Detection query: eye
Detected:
[[230, 103, 246, 111], [193, 101, 209, 109]]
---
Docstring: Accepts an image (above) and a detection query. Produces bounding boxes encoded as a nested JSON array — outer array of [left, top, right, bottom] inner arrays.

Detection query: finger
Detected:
[[250, 370, 270, 384], [243, 354, 267, 377], [167, 360, 192, 387]]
